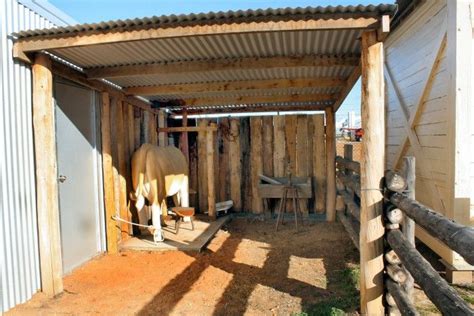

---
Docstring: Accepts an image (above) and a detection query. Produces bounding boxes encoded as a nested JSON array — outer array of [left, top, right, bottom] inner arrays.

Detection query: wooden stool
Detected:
[[170, 207, 195, 234], [275, 186, 304, 231]]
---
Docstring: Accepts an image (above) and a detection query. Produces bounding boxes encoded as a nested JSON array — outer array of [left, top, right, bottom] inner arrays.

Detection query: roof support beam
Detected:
[[87, 55, 360, 79], [180, 93, 336, 107], [14, 17, 379, 63], [124, 77, 345, 96], [50, 61, 155, 113]]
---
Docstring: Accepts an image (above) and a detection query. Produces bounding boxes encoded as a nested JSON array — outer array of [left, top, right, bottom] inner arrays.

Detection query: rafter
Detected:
[[179, 93, 336, 107], [124, 77, 345, 96], [14, 17, 379, 63], [87, 55, 360, 80]]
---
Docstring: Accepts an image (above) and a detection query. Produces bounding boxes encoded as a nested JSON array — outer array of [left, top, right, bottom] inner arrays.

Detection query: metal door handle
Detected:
[[58, 175, 67, 183]]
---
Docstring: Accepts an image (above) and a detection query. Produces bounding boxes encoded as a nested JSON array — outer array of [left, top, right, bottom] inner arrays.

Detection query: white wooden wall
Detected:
[[385, 0, 449, 213], [384, 0, 474, 268]]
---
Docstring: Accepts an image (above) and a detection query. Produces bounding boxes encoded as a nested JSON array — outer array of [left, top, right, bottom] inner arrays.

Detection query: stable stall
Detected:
[[13, 5, 395, 314]]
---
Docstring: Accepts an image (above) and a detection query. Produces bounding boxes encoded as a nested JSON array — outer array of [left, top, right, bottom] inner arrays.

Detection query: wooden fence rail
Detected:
[[384, 158, 474, 315], [335, 144, 361, 251], [389, 193, 474, 265], [335, 147, 473, 314]]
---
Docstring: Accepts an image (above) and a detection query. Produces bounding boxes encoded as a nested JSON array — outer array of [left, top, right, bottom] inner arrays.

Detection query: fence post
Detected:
[[402, 157, 415, 301]]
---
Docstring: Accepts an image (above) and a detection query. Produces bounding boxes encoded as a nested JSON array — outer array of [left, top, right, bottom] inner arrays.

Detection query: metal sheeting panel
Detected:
[[149, 86, 341, 102], [51, 29, 363, 68], [0, 0, 59, 312]]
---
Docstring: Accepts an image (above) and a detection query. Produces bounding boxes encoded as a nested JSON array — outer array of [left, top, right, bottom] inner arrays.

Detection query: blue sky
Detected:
[[49, 0, 393, 124]]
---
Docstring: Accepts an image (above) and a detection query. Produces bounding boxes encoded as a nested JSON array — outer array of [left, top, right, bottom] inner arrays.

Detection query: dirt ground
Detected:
[[8, 217, 360, 316]]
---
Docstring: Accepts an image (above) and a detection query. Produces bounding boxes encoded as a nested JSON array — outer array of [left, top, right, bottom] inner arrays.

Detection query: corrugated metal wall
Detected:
[[0, 0, 67, 312]]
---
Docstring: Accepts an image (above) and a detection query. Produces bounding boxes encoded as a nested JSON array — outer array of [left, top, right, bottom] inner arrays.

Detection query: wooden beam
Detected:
[[14, 18, 378, 61], [50, 61, 155, 113], [87, 55, 360, 79], [325, 107, 336, 222], [376, 15, 391, 41], [182, 93, 336, 107], [360, 30, 385, 315], [32, 54, 63, 296], [101, 92, 118, 253], [124, 78, 345, 96], [333, 64, 361, 112], [207, 123, 217, 220]]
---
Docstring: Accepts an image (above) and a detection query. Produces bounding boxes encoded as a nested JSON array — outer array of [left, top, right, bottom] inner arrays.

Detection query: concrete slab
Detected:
[[119, 215, 231, 252]]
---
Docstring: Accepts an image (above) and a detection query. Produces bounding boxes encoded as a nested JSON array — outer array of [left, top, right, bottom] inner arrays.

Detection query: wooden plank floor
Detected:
[[120, 215, 231, 252]]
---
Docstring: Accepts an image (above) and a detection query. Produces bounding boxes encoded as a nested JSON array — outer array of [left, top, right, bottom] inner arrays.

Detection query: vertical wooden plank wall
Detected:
[[195, 114, 327, 215], [229, 119, 242, 211], [273, 116, 286, 177], [250, 117, 263, 213], [296, 115, 309, 215], [285, 115, 297, 176], [313, 114, 326, 213], [197, 119, 209, 213], [240, 118, 251, 212]]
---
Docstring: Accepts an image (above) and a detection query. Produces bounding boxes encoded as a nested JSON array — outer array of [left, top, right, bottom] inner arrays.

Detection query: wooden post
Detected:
[[229, 119, 242, 211], [325, 107, 336, 221], [313, 114, 326, 213], [158, 110, 167, 146], [32, 53, 63, 296], [207, 123, 216, 220], [197, 119, 209, 213], [101, 92, 118, 253], [115, 99, 130, 238], [402, 157, 415, 300], [360, 30, 385, 315]]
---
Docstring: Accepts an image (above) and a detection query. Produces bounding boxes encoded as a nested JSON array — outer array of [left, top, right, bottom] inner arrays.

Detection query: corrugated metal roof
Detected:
[[15, 4, 397, 38], [149, 86, 340, 102], [111, 66, 354, 87], [16, 3, 390, 112]]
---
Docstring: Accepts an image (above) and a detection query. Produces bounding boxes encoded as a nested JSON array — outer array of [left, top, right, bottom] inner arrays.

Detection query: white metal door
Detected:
[[54, 80, 105, 275]]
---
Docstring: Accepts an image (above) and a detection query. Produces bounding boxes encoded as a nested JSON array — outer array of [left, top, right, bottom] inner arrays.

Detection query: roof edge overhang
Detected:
[[12, 4, 397, 64]]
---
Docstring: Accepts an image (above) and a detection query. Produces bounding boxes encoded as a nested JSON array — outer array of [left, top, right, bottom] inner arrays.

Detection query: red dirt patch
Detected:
[[8, 218, 359, 315]]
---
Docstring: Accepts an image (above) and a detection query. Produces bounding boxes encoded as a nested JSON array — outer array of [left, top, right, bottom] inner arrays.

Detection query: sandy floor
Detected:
[[8, 218, 359, 316]]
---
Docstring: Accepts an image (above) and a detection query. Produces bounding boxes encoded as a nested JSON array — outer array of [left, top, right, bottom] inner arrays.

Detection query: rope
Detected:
[[112, 215, 165, 242]]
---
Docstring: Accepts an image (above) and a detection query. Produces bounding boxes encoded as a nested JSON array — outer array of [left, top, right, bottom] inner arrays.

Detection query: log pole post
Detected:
[[360, 30, 385, 315], [325, 107, 336, 221], [32, 53, 64, 296], [402, 156, 415, 301], [207, 123, 217, 220], [101, 92, 119, 253]]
